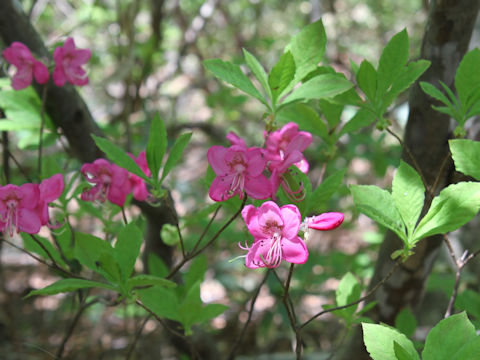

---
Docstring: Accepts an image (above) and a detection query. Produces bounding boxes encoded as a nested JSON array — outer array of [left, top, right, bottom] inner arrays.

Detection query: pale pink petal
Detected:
[[241, 205, 264, 239], [244, 174, 271, 200], [308, 212, 344, 230], [18, 208, 42, 234], [257, 201, 283, 228], [39, 174, 64, 202], [279, 122, 300, 139], [207, 146, 229, 175], [282, 236, 308, 264], [295, 156, 309, 173], [280, 205, 302, 239], [245, 239, 271, 269], [287, 131, 312, 153], [209, 174, 236, 202]]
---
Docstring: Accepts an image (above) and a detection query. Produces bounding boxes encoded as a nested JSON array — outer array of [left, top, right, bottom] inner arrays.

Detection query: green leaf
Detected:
[[160, 132, 192, 181], [333, 272, 362, 321], [97, 252, 122, 283], [92, 135, 150, 183], [243, 48, 272, 100], [422, 312, 476, 360], [276, 103, 328, 139], [394, 308, 417, 338], [147, 253, 169, 277], [319, 99, 344, 128], [268, 51, 296, 103], [160, 223, 180, 246], [392, 161, 425, 239], [22, 233, 67, 268], [184, 255, 207, 292], [452, 336, 480, 360], [455, 48, 480, 112], [281, 20, 327, 97], [307, 169, 345, 213], [362, 323, 419, 360], [203, 58, 267, 106], [420, 81, 453, 107], [137, 285, 180, 321], [127, 274, 176, 290], [282, 74, 353, 105], [394, 341, 416, 360], [25, 278, 116, 298], [377, 29, 409, 97], [357, 60, 377, 101], [413, 182, 480, 242], [114, 223, 143, 281], [74, 232, 114, 272], [350, 185, 406, 242], [339, 108, 376, 136], [455, 289, 480, 319], [383, 60, 430, 110], [449, 139, 480, 181], [146, 113, 167, 182]]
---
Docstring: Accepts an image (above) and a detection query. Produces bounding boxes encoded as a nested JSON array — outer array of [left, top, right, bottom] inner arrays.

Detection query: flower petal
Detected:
[[207, 146, 229, 175], [308, 212, 344, 230], [19, 183, 40, 209], [244, 239, 271, 269], [244, 174, 271, 200], [39, 174, 64, 202], [280, 204, 301, 239], [282, 236, 308, 264], [209, 174, 236, 202], [241, 204, 264, 239], [245, 148, 267, 177], [18, 208, 42, 234], [257, 201, 283, 228]]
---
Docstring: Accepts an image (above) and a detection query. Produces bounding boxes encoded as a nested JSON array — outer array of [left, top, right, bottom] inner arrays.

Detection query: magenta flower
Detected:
[[2, 42, 49, 90], [264, 123, 312, 198], [0, 183, 41, 236], [305, 212, 344, 231], [240, 201, 308, 269], [128, 151, 151, 201], [81, 159, 131, 207], [208, 143, 271, 201], [53, 38, 91, 87], [36, 174, 65, 226]]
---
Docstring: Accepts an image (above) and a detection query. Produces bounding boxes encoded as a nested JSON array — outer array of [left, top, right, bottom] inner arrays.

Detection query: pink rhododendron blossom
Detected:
[[36, 174, 65, 226], [128, 151, 151, 201], [53, 38, 91, 87], [2, 42, 49, 90], [0, 183, 41, 236], [264, 123, 312, 198], [305, 212, 344, 231], [226, 131, 248, 149], [240, 201, 308, 269], [208, 141, 271, 201], [81, 159, 131, 207]]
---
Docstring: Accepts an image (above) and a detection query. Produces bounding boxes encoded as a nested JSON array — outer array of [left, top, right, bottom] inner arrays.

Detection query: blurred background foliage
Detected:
[[2, 0, 478, 359]]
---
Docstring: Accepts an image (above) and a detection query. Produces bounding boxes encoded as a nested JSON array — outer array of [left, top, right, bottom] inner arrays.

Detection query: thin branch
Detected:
[[57, 296, 99, 359], [167, 196, 246, 280], [430, 151, 452, 195], [125, 315, 152, 360], [299, 261, 400, 330], [226, 270, 270, 360], [191, 204, 221, 253]]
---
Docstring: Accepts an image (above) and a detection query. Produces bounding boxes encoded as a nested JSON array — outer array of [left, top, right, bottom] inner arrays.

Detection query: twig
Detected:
[[299, 261, 400, 330], [125, 315, 152, 360], [191, 204, 221, 254], [430, 151, 452, 195], [226, 270, 270, 360], [166, 196, 247, 280], [57, 296, 99, 359], [121, 207, 128, 225]]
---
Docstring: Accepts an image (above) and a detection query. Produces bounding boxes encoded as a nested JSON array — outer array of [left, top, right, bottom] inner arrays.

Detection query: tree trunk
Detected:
[[338, 1, 480, 358]]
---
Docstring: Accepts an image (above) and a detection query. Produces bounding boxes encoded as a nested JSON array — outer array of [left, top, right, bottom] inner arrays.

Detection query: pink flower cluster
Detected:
[[2, 38, 91, 90], [207, 122, 312, 202], [0, 174, 64, 236], [240, 202, 343, 269], [81, 151, 150, 207]]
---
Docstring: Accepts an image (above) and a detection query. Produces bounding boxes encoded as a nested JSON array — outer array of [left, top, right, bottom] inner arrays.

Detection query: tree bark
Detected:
[[338, 1, 480, 358]]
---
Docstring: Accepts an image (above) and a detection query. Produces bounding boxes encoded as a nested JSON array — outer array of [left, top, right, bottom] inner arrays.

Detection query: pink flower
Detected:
[[128, 151, 151, 201], [264, 123, 312, 198], [2, 42, 49, 90], [208, 143, 271, 201], [240, 201, 308, 269], [81, 159, 131, 207], [36, 174, 65, 226], [305, 212, 344, 230], [53, 38, 91, 87], [0, 183, 41, 236]]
